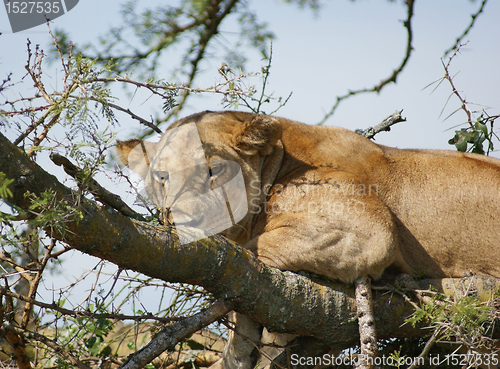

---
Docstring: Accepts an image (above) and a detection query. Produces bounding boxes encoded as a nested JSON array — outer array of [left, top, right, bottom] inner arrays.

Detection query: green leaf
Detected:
[[473, 131, 485, 145], [99, 345, 112, 358], [86, 336, 97, 348], [0, 172, 14, 198], [474, 120, 488, 136], [455, 136, 468, 152], [472, 144, 485, 155], [185, 339, 205, 350]]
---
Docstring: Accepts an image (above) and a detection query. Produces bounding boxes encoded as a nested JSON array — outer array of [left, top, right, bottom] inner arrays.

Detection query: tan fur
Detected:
[[117, 110, 500, 282], [117, 111, 500, 368]]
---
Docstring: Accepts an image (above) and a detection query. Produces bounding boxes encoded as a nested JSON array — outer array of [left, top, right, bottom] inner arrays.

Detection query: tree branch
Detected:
[[443, 0, 488, 58], [0, 326, 32, 369], [1, 131, 499, 366], [49, 152, 146, 221], [120, 299, 233, 369], [355, 109, 406, 139], [163, 0, 240, 123], [353, 276, 377, 369]]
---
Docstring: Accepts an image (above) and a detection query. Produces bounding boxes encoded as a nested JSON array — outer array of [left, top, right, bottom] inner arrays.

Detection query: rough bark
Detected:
[[1, 132, 499, 352], [354, 276, 377, 369], [121, 300, 233, 369]]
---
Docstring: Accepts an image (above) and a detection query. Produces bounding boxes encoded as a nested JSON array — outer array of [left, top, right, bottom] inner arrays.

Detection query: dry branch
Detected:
[[121, 299, 233, 369], [353, 276, 377, 369], [355, 109, 406, 139], [49, 152, 146, 221]]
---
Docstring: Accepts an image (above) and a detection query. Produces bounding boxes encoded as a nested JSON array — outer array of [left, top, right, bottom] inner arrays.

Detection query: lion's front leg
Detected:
[[245, 190, 401, 283], [243, 185, 402, 368], [210, 312, 263, 369]]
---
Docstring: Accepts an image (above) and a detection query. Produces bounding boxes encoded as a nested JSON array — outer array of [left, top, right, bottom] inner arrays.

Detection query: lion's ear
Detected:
[[232, 115, 282, 156], [115, 139, 158, 179]]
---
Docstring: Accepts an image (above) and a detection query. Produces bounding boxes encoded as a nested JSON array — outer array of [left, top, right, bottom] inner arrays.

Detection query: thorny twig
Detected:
[[318, 0, 415, 125], [440, 42, 474, 129], [443, 0, 488, 58], [50, 152, 146, 221], [93, 75, 255, 99]]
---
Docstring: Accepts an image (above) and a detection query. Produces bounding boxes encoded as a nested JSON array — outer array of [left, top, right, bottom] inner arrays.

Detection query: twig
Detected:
[[441, 43, 474, 129], [93, 74, 252, 99], [49, 152, 146, 221], [120, 299, 233, 369], [46, 19, 71, 91], [54, 94, 163, 135], [396, 274, 442, 307], [443, 0, 488, 57], [13, 108, 52, 146], [355, 109, 406, 139], [407, 328, 441, 369], [319, 0, 415, 125], [6, 324, 91, 369], [0, 72, 13, 93], [0, 287, 179, 323], [21, 236, 56, 329]]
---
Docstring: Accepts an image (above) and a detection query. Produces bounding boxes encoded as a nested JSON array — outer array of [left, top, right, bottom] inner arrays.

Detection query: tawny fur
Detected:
[[117, 111, 500, 369], [117, 110, 500, 283]]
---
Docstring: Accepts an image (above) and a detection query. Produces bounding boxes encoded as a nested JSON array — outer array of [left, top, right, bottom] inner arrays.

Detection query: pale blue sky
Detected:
[[2, 1, 499, 150]]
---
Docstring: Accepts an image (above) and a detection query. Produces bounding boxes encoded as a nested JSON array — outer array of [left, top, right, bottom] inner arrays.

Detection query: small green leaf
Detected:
[[463, 132, 475, 143], [473, 131, 486, 146], [185, 339, 205, 350], [455, 136, 468, 152], [475, 121, 488, 136], [86, 336, 97, 348], [472, 144, 485, 155]]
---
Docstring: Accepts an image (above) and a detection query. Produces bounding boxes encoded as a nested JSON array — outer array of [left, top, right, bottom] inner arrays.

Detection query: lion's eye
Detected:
[[209, 163, 224, 177], [153, 171, 169, 182]]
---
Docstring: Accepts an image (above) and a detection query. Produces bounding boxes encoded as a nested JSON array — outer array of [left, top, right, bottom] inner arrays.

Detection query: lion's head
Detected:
[[116, 111, 283, 244]]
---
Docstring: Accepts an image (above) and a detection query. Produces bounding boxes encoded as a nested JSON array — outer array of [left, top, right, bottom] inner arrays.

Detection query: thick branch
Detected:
[[0, 326, 32, 369], [1, 132, 499, 350], [354, 276, 377, 369]]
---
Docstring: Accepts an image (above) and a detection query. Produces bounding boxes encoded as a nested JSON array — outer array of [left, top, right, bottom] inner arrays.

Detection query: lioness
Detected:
[[117, 110, 500, 368]]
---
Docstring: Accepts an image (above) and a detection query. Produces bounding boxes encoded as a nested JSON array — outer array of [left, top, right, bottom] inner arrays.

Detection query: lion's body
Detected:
[[245, 116, 500, 281], [117, 110, 500, 369]]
